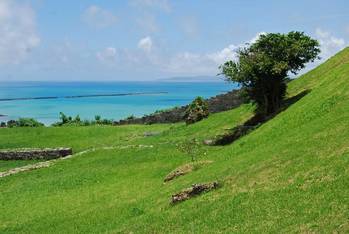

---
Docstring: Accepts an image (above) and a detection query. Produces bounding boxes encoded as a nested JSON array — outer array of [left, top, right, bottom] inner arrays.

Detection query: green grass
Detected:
[[0, 48, 349, 233], [0, 160, 43, 172]]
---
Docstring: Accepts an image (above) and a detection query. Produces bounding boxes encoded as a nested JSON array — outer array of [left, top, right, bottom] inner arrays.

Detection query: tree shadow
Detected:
[[212, 90, 310, 146]]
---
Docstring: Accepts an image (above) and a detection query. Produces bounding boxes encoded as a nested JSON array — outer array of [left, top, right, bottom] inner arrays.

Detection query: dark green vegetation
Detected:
[[185, 96, 209, 124], [220, 31, 320, 116], [1, 118, 44, 128], [0, 48, 349, 233], [52, 112, 114, 126]]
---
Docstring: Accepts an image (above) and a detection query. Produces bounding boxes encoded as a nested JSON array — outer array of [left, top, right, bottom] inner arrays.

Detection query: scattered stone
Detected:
[[171, 181, 219, 204], [164, 161, 213, 182], [0, 148, 73, 160], [203, 139, 214, 146], [143, 131, 160, 137]]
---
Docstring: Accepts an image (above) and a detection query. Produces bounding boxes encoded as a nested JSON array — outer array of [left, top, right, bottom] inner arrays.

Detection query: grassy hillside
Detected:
[[0, 48, 348, 233]]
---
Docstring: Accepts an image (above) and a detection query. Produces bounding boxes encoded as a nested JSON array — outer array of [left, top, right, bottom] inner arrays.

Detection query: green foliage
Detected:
[[74, 115, 81, 123], [177, 138, 207, 162], [3, 118, 44, 128], [126, 115, 135, 120], [220, 31, 320, 116], [185, 96, 209, 125], [0, 48, 349, 233], [94, 115, 101, 123], [53, 112, 113, 126]]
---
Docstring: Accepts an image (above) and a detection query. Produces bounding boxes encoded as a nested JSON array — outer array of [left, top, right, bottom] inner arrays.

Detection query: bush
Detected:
[[185, 97, 209, 125], [52, 112, 114, 127], [177, 138, 207, 162], [5, 118, 44, 128]]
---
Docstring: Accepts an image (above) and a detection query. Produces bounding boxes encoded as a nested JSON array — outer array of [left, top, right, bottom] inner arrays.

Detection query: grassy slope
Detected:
[[0, 48, 348, 233], [0, 124, 172, 171]]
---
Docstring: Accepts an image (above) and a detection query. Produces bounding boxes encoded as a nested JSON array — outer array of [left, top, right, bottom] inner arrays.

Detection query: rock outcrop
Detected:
[[171, 181, 219, 204], [114, 89, 244, 125]]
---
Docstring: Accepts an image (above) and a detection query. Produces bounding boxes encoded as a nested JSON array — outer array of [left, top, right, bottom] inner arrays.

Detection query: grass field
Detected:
[[0, 48, 348, 233]]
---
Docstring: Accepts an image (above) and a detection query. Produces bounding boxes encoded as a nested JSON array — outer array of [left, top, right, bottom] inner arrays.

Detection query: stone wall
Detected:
[[114, 89, 245, 125], [0, 148, 73, 160]]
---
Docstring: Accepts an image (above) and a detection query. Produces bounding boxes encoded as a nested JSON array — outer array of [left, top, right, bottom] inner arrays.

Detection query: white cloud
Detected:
[[94, 32, 272, 76], [206, 45, 239, 65], [0, 0, 40, 64], [130, 0, 171, 12], [163, 32, 266, 74], [96, 47, 117, 63], [249, 31, 267, 44], [82, 5, 118, 28], [315, 28, 346, 60], [138, 36, 153, 52]]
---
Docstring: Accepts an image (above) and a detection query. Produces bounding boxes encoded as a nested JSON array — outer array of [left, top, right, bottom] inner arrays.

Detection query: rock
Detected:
[[171, 181, 219, 204], [203, 139, 214, 146], [143, 131, 160, 137], [164, 161, 213, 183], [164, 169, 186, 182]]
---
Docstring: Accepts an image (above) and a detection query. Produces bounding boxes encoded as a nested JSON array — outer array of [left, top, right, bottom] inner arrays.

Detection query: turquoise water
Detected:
[[0, 81, 237, 125]]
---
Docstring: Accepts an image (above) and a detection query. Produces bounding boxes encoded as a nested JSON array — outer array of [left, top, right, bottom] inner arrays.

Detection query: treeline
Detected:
[[0, 118, 44, 128], [52, 112, 114, 126]]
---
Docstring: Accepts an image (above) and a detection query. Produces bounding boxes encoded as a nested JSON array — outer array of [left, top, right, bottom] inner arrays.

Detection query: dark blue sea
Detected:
[[0, 81, 237, 125]]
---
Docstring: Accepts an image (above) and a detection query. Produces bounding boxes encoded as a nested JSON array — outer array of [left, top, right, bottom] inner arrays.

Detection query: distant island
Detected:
[[159, 76, 225, 83]]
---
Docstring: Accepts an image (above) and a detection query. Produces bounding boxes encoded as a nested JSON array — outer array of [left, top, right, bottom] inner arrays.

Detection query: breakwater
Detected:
[[0, 92, 168, 102]]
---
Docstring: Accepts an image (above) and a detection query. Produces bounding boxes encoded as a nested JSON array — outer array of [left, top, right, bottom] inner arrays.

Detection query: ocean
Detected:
[[0, 81, 237, 125]]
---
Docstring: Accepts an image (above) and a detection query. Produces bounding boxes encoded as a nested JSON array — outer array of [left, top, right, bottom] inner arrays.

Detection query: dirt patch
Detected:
[[164, 160, 213, 182], [171, 181, 219, 204]]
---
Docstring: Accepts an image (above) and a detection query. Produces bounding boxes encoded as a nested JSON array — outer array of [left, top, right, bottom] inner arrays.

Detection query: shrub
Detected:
[[17, 118, 44, 127], [52, 112, 114, 127], [74, 115, 81, 123], [178, 138, 207, 162], [5, 118, 44, 128], [185, 97, 209, 125], [95, 115, 101, 123], [126, 115, 135, 120]]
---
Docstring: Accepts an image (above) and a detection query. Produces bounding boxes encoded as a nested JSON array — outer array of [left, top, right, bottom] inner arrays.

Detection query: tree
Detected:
[[220, 31, 320, 116], [185, 96, 209, 125]]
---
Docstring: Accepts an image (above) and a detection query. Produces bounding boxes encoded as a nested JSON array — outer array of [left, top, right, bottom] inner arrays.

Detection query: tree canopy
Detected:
[[220, 31, 320, 116]]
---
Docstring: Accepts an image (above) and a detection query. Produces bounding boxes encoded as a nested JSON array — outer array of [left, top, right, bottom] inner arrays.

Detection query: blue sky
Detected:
[[0, 0, 348, 81]]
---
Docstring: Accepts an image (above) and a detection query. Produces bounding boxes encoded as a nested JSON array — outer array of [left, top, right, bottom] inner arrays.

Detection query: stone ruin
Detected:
[[0, 148, 73, 160]]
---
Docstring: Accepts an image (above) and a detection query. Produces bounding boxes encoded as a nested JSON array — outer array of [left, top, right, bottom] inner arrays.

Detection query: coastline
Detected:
[[0, 81, 238, 125], [0, 92, 168, 102]]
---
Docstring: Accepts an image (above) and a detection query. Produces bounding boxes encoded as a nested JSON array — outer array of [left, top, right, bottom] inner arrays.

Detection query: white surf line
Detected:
[[0, 144, 154, 178]]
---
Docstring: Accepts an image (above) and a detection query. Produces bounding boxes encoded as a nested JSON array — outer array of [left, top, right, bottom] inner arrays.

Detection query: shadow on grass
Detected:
[[212, 90, 310, 146]]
